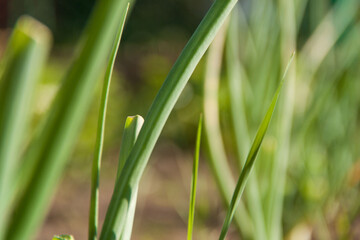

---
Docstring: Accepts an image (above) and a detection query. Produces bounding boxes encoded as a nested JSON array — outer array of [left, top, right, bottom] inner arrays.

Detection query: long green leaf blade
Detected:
[[225, 10, 267, 240], [187, 115, 202, 240], [266, 0, 297, 238], [117, 115, 144, 240], [88, 5, 130, 240], [99, 0, 239, 239], [218, 53, 295, 240], [0, 16, 51, 239], [203, 18, 253, 238]]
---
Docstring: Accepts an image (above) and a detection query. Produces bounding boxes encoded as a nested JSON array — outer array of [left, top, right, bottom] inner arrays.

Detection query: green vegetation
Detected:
[[0, 0, 359, 239], [187, 115, 202, 240], [88, 5, 130, 240]]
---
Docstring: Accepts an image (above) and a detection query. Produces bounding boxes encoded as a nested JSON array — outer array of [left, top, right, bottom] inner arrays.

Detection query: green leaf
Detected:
[[99, 0, 239, 239], [118, 116, 144, 240], [203, 14, 252, 238], [218, 53, 295, 240], [88, 5, 130, 240], [117, 116, 145, 179], [0, 16, 51, 239], [6, 1, 133, 239], [225, 10, 267, 240], [187, 115, 202, 240]]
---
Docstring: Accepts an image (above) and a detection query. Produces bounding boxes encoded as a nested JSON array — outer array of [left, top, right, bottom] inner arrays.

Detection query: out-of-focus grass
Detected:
[[218, 54, 294, 240], [201, 0, 360, 239], [0, 16, 51, 238], [0, 0, 133, 238]]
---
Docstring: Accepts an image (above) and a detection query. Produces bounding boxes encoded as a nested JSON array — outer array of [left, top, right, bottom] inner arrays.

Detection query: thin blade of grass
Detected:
[[226, 10, 267, 240], [99, 0, 240, 239], [116, 115, 144, 240], [0, 16, 51, 239], [6, 1, 133, 239], [203, 17, 253, 238], [88, 5, 130, 240], [266, 0, 297, 238], [218, 53, 295, 240], [187, 115, 202, 240]]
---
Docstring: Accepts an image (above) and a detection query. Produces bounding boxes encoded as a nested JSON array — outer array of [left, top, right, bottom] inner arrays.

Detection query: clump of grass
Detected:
[[99, 0, 241, 239], [0, 0, 135, 238], [2, 0, 359, 239], [0, 0, 242, 239], [219, 53, 294, 239], [203, 0, 360, 238]]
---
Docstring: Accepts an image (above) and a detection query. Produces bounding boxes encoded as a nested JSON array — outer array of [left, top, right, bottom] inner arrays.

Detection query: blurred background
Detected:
[[0, 0, 359, 239]]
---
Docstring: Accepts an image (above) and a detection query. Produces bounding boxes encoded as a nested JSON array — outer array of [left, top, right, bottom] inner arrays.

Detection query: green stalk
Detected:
[[88, 5, 129, 240], [203, 17, 253, 238], [118, 116, 144, 240], [117, 116, 144, 179], [6, 0, 133, 239], [266, 0, 297, 239], [226, 9, 267, 240], [99, 0, 240, 239], [219, 54, 294, 240], [187, 115, 202, 240], [0, 16, 51, 239]]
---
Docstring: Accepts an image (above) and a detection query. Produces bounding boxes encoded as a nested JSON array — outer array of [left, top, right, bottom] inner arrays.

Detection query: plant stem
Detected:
[[88, 5, 129, 240]]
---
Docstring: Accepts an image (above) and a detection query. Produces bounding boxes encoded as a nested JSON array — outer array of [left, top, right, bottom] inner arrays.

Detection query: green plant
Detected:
[[0, 0, 244, 239], [99, 0, 242, 239], [0, 0, 133, 238], [88, 4, 130, 240], [0, 16, 51, 238], [1, 0, 359, 239], [219, 53, 294, 240], [203, 0, 360, 239]]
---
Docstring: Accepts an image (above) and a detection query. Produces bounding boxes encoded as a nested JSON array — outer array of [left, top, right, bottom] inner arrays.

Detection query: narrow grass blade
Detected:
[[88, 5, 130, 240], [218, 53, 295, 240], [203, 18, 253, 238], [116, 115, 144, 240], [99, 0, 240, 239], [0, 16, 51, 239], [226, 10, 267, 240], [186, 115, 202, 240], [266, 0, 297, 238], [6, 1, 133, 239]]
